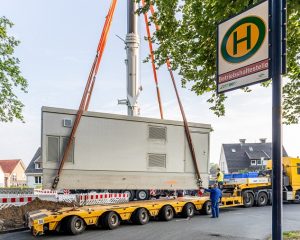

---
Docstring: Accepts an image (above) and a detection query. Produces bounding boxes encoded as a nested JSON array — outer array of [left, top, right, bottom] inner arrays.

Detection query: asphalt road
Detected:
[[1, 204, 299, 240]]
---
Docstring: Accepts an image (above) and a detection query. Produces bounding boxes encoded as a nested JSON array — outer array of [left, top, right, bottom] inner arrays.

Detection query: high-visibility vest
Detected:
[[217, 171, 224, 182]]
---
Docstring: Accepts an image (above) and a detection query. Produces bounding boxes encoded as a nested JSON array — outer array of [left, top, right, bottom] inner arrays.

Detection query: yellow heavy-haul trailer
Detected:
[[26, 194, 251, 236], [27, 197, 212, 236]]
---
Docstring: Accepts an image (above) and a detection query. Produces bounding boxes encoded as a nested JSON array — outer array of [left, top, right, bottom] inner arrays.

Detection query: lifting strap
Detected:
[[142, 0, 164, 119], [148, 4, 202, 187], [52, 0, 118, 189]]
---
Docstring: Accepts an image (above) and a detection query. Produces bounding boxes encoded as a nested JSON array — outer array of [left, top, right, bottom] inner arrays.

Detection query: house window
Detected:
[[249, 147, 253, 151], [35, 176, 42, 184], [12, 173, 17, 181], [231, 149, 236, 152], [257, 160, 262, 165], [35, 163, 41, 169], [251, 160, 256, 166], [297, 163, 300, 175]]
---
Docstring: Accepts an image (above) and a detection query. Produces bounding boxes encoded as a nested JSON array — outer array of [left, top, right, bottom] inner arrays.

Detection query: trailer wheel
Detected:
[[66, 216, 86, 235], [123, 190, 135, 201], [136, 190, 149, 201], [159, 205, 174, 221], [181, 203, 195, 218], [257, 192, 268, 207], [102, 211, 120, 230], [131, 208, 150, 225], [243, 191, 254, 208], [201, 201, 212, 215], [294, 191, 300, 204]]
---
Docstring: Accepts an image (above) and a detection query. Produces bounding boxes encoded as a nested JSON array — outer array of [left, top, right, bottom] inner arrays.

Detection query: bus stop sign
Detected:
[[217, 0, 270, 93]]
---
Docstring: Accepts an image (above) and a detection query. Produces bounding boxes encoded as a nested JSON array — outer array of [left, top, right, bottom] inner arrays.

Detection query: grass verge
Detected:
[[283, 231, 300, 240], [268, 231, 300, 240]]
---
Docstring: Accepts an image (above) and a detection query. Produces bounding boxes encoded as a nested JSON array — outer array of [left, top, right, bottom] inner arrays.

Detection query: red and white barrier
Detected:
[[63, 189, 71, 195], [34, 189, 58, 195], [77, 193, 129, 206], [0, 192, 129, 209], [57, 194, 76, 203], [0, 196, 36, 209]]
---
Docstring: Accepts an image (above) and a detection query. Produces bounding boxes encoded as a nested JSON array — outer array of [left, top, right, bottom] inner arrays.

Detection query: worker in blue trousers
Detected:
[[201, 183, 222, 218]]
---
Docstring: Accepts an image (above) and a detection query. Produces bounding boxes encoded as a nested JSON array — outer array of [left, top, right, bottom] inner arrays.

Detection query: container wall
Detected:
[[42, 107, 211, 189]]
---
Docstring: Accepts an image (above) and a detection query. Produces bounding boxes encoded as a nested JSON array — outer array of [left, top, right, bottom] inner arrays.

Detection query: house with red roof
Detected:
[[0, 159, 27, 187], [0, 165, 4, 187]]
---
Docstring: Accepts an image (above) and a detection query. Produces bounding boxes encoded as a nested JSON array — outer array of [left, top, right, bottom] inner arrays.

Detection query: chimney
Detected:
[[239, 139, 246, 144], [259, 138, 267, 143]]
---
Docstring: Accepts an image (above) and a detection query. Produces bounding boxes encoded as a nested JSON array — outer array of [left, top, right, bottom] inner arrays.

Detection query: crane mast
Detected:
[[126, 0, 140, 116]]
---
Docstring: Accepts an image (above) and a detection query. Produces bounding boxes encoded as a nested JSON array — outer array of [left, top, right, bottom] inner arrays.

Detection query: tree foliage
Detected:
[[0, 16, 27, 122], [138, 0, 300, 124], [209, 163, 219, 175]]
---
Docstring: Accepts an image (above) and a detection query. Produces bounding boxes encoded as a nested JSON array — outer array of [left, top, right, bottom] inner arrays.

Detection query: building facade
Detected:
[[219, 138, 288, 173], [25, 147, 43, 188], [0, 159, 27, 187]]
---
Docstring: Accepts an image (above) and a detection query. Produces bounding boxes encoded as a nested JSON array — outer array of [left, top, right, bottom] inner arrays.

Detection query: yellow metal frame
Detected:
[[28, 197, 213, 236]]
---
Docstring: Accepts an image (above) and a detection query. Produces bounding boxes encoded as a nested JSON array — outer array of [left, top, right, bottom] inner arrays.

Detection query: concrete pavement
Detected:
[[1, 204, 299, 240]]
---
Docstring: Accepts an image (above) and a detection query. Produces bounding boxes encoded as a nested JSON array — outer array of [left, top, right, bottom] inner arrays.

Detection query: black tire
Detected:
[[136, 190, 149, 201], [123, 190, 135, 201], [159, 205, 174, 221], [201, 201, 212, 215], [131, 208, 150, 225], [257, 192, 268, 207], [102, 211, 120, 230], [243, 191, 254, 208], [95, 216, 103, 229], [294, 191, 300, 204], [181, 203, 195, 218], [66, 216, 86, 235]]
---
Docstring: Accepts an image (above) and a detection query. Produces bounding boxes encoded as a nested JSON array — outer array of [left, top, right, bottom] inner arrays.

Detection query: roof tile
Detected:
[[0, 160, 21, 174]]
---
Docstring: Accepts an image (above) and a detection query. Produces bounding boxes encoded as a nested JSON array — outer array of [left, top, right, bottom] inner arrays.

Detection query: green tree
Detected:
[[0, 16, 27, 122], [209, 163, 219, 175], [138, 0, 300, 124]]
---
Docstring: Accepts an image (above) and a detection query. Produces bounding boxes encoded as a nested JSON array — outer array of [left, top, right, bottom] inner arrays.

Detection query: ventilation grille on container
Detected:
[[61, 137, 74, 162], [48, 136, 59, 162], [148, 154, 166, 168], [148, 126, 167, 140], [63, 119, 72, 128]]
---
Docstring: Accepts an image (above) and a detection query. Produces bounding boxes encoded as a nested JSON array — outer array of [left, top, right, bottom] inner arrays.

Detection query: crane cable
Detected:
[[85, 0, 118, 110], [141, 0, 164, 119], [148, 4, 202, 187], [52, 0, 118, 189]]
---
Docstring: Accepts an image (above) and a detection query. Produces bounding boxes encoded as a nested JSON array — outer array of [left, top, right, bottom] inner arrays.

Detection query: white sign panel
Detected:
[[217, 0, 270, 93]]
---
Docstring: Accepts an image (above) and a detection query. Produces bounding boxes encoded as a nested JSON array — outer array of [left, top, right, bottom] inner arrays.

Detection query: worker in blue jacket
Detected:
[[202, 183, 222, 218]]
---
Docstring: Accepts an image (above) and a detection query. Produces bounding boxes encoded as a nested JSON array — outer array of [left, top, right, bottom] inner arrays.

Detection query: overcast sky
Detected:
[[1, 0, 299, 167]]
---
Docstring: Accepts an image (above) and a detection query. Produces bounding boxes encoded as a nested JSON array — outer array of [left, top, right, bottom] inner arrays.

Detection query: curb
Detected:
[[0, 227, 28, 234]]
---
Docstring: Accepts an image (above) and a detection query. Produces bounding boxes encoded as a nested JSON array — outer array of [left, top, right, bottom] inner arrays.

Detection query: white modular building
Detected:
[[42, 107, 212, 190]]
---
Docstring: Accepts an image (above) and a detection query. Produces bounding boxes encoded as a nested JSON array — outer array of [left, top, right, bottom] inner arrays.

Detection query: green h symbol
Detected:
[[233, 25, 251, 55]]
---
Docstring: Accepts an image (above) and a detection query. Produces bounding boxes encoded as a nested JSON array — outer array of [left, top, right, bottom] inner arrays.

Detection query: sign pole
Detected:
[[271, 0, 283, 239]]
